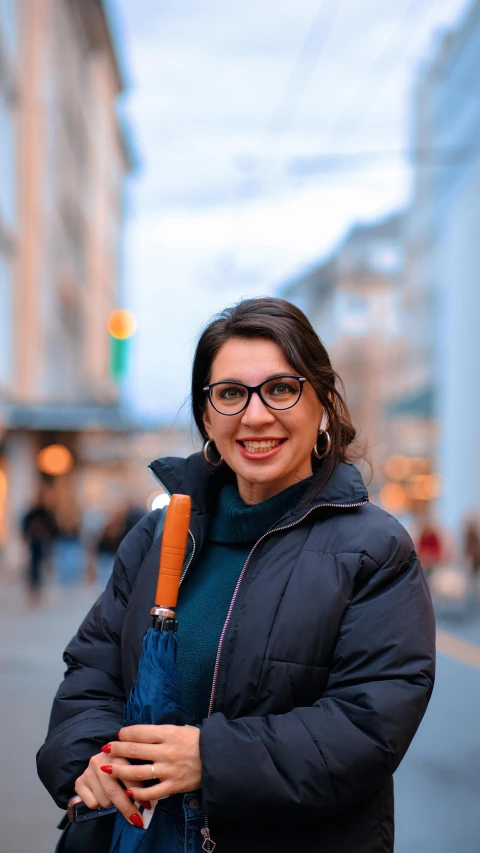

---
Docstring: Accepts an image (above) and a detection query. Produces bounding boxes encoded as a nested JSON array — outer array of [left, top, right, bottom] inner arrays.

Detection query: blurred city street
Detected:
[[2, 0, 480, 850], [0, 579, 479, 853]]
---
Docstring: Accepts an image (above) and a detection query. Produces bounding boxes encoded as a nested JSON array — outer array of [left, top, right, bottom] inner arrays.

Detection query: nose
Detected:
[[240, 391, 276, 427]]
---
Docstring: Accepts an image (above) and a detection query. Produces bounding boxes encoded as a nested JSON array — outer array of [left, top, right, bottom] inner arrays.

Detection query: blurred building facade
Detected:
[[282, 212, 437, 513], [0, 1, 19, 547], [0, 1, 180, 571], [408, 0, 480, 537]]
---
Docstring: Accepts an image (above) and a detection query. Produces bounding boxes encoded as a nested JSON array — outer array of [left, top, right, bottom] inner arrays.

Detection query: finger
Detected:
[[128, 780, 177, 801], [96, 755, 131, 774], [76, 766, 114, 810], [105, 787, 145, 828], [118, 724, 177, 744], [74, 755, 133, 811], [87, 771, 114, 809], [106, 741, 167, 762], [74, 776, 100, 810], [89, 758, 131, 808], [91, 766, 145, 826], [101, 761, 169, 784]]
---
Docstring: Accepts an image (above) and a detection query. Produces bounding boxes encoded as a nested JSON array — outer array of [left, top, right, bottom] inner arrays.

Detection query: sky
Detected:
[[112, 0, 470, 423]]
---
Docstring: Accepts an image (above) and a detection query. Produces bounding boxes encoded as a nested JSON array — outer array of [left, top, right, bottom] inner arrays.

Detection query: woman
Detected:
[[38, 297, 435, 853]]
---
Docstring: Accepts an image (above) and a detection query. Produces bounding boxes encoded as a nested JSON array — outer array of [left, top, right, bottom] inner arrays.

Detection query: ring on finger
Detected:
[[151, 764, 156, 779]]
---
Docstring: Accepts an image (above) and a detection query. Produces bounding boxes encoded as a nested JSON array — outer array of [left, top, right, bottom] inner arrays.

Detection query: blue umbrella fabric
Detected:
[[108, 627, 192, 852], [125, 629, 192, 728]]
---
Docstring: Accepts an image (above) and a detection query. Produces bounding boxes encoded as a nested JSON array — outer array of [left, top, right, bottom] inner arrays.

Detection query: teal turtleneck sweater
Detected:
[[175, 478, 313, 723]]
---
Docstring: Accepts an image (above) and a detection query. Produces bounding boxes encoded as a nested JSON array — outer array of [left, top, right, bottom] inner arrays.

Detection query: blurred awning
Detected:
[[5, 402, 136, 433], [386, 386, 435, 419]]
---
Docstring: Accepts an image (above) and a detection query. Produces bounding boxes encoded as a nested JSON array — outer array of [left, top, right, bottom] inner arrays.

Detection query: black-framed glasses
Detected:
[[203, 375, 306, 416]]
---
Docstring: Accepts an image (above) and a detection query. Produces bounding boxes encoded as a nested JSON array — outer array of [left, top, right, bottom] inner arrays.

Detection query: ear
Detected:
[[203, 407, 214, 440]]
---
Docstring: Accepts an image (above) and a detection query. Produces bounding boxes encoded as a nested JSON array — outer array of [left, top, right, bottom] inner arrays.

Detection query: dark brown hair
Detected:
[[191, 297, 360, 491]]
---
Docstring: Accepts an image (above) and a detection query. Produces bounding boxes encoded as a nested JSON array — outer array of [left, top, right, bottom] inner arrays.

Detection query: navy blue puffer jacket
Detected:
[[37, 453, 435, 853]]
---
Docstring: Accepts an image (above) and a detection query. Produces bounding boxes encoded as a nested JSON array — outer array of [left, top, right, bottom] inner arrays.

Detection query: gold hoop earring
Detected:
[[203, 439, 224, 467], [313, 429, 331, 460]]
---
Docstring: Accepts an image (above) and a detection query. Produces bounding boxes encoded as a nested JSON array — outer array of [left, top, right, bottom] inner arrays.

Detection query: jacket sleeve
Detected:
[[200, 547, 435, 823], [36, 514, 157, 809]]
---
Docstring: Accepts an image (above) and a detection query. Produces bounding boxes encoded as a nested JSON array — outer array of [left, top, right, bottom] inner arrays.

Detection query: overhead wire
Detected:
[[244, 0, 431, 195], [241, 0, 344, 196], [265, 0, 344, 140], [287, 0, 467, 178], [322, 0, 422, 153], [223, 0, 345, 291], [287, 144, 472, 176]]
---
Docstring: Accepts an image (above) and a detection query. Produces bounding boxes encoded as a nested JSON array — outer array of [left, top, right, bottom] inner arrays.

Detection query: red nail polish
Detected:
[[139, 800, 152, 810], [100, 765, 113, 775], [130, 814, 144, 828], [124, 790, 133, 798], [101, 744, 112, 754]]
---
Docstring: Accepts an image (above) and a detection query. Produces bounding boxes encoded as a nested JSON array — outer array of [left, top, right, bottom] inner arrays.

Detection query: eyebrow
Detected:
[[211, 373, 294, 384]]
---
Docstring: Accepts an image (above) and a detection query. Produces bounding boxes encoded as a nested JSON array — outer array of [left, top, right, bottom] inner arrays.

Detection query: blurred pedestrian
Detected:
[[463, 515, 480, 595], [94, 506, 128, 588], [21, 487, 57, 605], [93, 504, 147, 588], [53, 503, 86, 587], [416, 519, 443, 577]]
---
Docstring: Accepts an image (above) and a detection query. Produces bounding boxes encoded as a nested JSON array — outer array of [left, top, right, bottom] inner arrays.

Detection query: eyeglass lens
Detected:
[[210, 376, 302, 414]]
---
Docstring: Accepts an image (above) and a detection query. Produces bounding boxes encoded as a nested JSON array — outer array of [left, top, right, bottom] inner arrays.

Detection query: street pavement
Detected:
[[0, 580, 479, 853], [0, 582, 101, 853]]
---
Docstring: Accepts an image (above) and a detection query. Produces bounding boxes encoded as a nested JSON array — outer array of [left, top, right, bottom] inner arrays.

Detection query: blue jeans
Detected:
[[53, 538, 86, 586], [143, 793, 207, 853]]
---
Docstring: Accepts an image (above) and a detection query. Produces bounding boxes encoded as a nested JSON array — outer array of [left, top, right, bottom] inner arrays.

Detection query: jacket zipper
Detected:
[[208, 500, 368, 717], [201, 499, 366, 850], [150, 466, 366, 851], [148, 466, 196, 585]]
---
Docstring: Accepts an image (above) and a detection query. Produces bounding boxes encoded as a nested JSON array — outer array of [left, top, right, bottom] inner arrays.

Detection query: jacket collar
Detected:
[[148, 452, 368, 525]]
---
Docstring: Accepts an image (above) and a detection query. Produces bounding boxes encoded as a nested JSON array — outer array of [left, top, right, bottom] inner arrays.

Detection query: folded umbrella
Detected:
[[109, 494, 193, 853]]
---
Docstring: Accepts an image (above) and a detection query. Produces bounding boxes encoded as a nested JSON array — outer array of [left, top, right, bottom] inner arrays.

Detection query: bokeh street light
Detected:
[[37, 444, 75, 477]]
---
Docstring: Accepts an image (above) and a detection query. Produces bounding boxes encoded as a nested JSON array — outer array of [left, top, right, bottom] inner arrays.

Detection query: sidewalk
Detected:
[[0, 582, 100, 853]]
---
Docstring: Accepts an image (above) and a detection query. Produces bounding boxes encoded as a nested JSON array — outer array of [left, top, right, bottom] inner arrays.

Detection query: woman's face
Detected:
[[203, 337, 324, 504]]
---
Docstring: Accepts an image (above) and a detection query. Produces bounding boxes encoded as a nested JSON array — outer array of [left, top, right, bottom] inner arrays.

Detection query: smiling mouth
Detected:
[[239, 439, 286, 453]]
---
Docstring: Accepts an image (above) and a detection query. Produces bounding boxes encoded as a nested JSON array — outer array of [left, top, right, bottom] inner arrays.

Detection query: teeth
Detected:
[[242, 440, 282, 453]]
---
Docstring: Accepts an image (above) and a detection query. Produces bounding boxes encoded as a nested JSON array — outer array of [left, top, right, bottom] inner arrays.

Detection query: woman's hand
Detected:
[[74, 752, 146, 828], [102, 724, 202, 801]]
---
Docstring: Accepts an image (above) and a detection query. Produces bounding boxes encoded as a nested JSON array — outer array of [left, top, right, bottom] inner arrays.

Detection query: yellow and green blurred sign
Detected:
[[108, 309, 137, 382]]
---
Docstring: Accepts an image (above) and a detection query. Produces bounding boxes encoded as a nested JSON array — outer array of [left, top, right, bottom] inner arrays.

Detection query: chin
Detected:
[[238, 462, 290, 484]]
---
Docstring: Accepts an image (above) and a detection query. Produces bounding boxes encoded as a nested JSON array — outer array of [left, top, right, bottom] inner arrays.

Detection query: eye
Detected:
[[217, 386, 246, 400], [271, 382, 296, 396]]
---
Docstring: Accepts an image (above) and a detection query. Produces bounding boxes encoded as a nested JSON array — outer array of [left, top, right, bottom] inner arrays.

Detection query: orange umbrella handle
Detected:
[[155, 494, 192, 609]]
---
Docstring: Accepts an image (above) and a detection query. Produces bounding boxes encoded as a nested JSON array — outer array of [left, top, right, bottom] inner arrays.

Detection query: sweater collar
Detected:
[[210, 478, 315, 544], [148, 452, 369, 526]]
